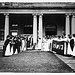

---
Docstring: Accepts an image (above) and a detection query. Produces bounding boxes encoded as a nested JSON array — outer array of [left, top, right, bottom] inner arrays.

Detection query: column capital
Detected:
[[65, 13, 71, 17], [39, 14, 43, 16], [32, 13, 43, 16], [39, 14, 43, 18], [72, 14, 75, 18], [32, 13, 37, 16], [32, 14, 37, 18], [4, 13, 9, 16], [4, 13, 9, 18]]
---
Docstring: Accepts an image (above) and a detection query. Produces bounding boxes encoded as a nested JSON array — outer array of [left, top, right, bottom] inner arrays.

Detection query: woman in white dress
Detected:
[[5, 36, 12, 56], [67, 36, 72, 55], [5, 43, 11, 56], [42, 37, 50, 51], [21, 37, 25, 51], [47, 38, 51, 51], [37, 38, 42, 49], [42, 37, 46, 51]]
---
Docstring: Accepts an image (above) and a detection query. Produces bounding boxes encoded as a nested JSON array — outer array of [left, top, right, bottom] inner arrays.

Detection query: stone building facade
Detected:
[[0, 2, 75, 45]]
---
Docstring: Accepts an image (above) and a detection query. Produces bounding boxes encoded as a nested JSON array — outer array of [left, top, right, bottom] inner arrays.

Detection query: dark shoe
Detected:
[[3, 55, 9, 57], [72, 56, 75, 58], [3, 55, 5, 57]]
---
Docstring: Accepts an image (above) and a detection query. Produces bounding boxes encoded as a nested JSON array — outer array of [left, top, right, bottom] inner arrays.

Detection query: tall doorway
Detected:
[[43, 14, 65, 36], [9, 14, 33, 35]]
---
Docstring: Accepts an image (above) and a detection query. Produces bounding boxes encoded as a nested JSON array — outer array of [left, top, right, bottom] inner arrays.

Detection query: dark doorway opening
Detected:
[[46, 31, 57, 36], [24, 25, 33, 34], [9, 14, 33, 35], [43, 14, 65, 36]]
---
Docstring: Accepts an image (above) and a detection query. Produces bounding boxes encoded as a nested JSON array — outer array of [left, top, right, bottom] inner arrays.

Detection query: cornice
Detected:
[[0, 2, 75, 9]]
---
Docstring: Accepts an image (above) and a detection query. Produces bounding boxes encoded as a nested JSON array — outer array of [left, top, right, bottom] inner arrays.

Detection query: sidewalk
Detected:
[[55, 53, 75, 72]]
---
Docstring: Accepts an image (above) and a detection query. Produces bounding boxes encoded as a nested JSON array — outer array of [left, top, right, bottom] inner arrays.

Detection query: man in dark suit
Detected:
[[17, 37, 21, 53], [13, 36, 17, 54], [13, 36, 21, 54]]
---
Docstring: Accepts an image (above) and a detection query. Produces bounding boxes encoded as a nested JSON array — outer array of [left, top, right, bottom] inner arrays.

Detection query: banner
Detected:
[[52, 40, 65, 55]]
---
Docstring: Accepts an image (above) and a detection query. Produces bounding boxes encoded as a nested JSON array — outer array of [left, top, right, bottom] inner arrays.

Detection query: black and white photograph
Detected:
[[0, 0, 75, 74]]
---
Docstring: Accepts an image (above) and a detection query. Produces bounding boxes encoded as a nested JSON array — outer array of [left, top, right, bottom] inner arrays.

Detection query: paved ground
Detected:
[[55, 53, 75, 72], [0, 50, 74, 73]]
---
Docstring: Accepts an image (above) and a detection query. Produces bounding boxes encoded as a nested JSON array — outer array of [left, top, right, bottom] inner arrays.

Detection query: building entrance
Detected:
[[43, 14, 65, 36], [9, 14, 33, 50], [9, 14, 33, 36]]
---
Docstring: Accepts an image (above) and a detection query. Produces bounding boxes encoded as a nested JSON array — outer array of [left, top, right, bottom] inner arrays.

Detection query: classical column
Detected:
[[71, 14, 75, 34], [33, 14, 37, 44], [39, 14, 43, 40], [65, 14, 70, 37], [39, 14, 43, 50], [4, 14, 9, 41]]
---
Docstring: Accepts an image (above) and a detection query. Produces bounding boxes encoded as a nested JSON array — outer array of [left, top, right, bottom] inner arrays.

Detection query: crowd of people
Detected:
[[41, 34, 75, 56], [3, 34, 75, 57], [3, 34, 33, 57]]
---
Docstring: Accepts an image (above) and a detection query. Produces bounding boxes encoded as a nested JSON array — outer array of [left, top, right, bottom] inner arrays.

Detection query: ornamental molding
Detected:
[[0, 2, 75, 8]]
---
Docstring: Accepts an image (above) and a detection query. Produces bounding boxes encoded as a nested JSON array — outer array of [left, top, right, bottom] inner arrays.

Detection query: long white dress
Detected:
[[23, 39, 26, 51], [21, 39, 25, 51], [43, 39, 50, 51], [37, 39, 42, 49], [42, 38, 46, 51], [67, 38, 72, 55], [47, 39, 51, 51], [5, 43, 12, 56], [14, 49, 18, 54]]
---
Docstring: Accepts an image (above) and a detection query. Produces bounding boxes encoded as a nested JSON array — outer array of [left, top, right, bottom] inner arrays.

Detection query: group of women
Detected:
[[3, 34, 75, 57], [41, 34, 75, 56], [3, 34, 33, 57], [67, 34, 75, 56]]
